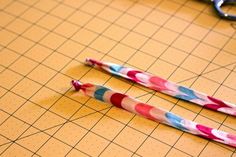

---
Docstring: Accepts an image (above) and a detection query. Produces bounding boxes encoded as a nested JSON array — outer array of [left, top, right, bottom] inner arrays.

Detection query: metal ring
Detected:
[[213, 0, 236, 20]]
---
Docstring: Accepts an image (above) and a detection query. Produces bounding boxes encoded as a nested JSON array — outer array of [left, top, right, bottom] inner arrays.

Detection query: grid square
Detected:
[[16, 131, 50, 152], [7, 18, 31, 34], [0, 116, 29, 140], [172, 36, 199, 53], [0, 92, 26, 114], [192, 77, 220, 95], [75, 132, 109, 156], [40, 32, 66, 50], [128, 115, 157, 134], [175, 6, 199, 22], [224, 72, 236, 90], [203, 31, 229, 49], [54, 122, 87, 146], [171, 105, 196, 120], [27, 64, 57, 84], [30, 87, 61, 109], [193, 13, 218, 29], [90, 36, 116, 53], [0, 110, 9, 124], [46, 73, 72, 94], [83, 97, 111, 111], [80, 1, 105, 15], [223, 38, 236, 54], [23, 25, 48, 42], [43, 52, 71, 71], [108, 44, 136, 62], [103, 25, 129, 41], [68, 10, 92, 27], [33, 111, 66, 131], [85, 18, 110, 34], [115, 14, 140, 29], [181, 55, 209, 74], [71, 105, 96, 120], [104, 76, 131, 93], [141, 39, 167, 57], [128, 51, 156, 70], [7, 36, 35, 54], [148, 59, 177, 79], [21, 7, 45, 23], [76, 47, 104, 62], [174, 133, 208, 156], [61, 60, 90, 79], [37, 138, 71, 156], [74, 110, 103, 130], [58, 40, 84, 58], [106, 107, 134, 124], [183, 23, 209, 40], [199, 142, 233, 157], [192, 43, 218, 61], [12, 77, 41, 99], [114, 126, 146, 151], [134, 20, 160, 37], [54, 21, 79, 38], [160, 47, 187, 66], [153, 28, 179, 45], [34, 0, 58, 12], [72, 29, 98, 45], [0, 12, 15, 27], [0, 86, 7, 97], [109, 0, 134, 11], [148, 95, 175, 111], [0, 48, 19, 67], [164, 17, 189, 33], [37, 14, 62, 30], [9, 56, 38, 76], [121, 32, 148, 49], [0, 69, 23, 89], [51, 4, 74, 19], [215, 86, 236, 107], [157, 0, 180, 14], [137, 137, 170, 156], [24, 44, 53, 62], [1, 143, 33, 157], [146, 10, 170, 26], [151, 124, 182, 146], [92, 116, 124, 140], [100, 143, 132, 157], [4, 1, 28, 16], [127, 3, 151, 18], [0, 29, 18, 46], [14, 101, 46, 124], [213, 51, 236, 66], [80, 68, 110, 85], [98, 7, 122, 22], [50, 96, 82, 118]]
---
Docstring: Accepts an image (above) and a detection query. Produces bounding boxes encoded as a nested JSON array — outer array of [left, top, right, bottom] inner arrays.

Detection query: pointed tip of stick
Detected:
[[71, 80, 82, 91]]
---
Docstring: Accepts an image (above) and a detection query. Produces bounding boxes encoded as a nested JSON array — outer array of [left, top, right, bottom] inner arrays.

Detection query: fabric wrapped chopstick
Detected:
[[85, 58, 236, 116]]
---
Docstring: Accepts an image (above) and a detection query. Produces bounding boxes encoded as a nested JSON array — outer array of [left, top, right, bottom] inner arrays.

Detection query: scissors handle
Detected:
[[213, 0, 236, 20]]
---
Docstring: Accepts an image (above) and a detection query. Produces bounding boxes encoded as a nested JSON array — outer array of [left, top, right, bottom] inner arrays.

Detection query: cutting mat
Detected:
[[0, 0, 236, 156]]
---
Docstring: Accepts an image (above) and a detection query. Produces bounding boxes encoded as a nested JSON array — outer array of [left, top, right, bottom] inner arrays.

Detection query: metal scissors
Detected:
[[210, 0, 236, 20]]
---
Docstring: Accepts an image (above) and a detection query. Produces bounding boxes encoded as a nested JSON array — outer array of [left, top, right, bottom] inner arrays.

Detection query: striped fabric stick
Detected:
[[85, 58, 236, 116], [71, 80, 236, 147]]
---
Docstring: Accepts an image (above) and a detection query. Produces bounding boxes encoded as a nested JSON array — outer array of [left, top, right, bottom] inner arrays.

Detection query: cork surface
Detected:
[[0, 0, 236, 156]]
